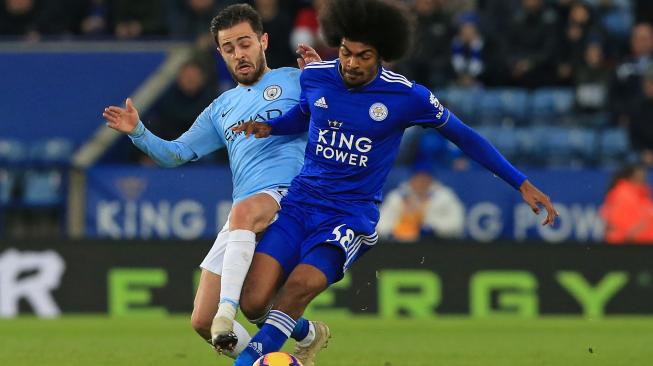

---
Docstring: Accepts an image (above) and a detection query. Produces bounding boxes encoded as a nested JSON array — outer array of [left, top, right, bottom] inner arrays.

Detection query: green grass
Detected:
[[1, 315, 652, 366]]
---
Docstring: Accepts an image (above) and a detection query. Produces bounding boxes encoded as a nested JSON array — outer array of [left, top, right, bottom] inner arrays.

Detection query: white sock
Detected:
[[216, 229, 256, 320], [297, 322, 316, 347], [222, 320, 252, 359]]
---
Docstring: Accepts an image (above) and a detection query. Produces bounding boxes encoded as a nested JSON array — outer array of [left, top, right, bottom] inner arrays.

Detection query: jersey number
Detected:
[[327, 224, 355, 246]]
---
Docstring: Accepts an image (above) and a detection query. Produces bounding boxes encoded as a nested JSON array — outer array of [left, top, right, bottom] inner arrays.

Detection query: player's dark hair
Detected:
[[210, 4, 264, 45], [319, 0, 415, 61]]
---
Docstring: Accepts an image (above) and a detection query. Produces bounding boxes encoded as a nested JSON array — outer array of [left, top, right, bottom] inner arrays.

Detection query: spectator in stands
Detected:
[[167, 0, 237, 92], [168, 0, 221, 40], [113, 0, 167, 39], [450, 12, 488, 87], [626, 67, 653, 166], [254, 0, 295, 67], [290, 0, 337, 60], [612, 23, 653, 124], [397, 0, 453, 88], [78, 0, 109, 36], [0, 0, 39, 38], [574, 42, 611, 114], [0, 0, 67, 39], [557, 1, 603, 85], [378, 166, 465, 242], [601, 164, 653, 244], [142, 61, 215, 142], [503, 0, 559, 88], [477, 0, 520, 35]]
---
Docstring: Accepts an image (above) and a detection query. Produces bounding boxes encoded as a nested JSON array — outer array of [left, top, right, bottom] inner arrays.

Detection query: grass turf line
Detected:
[[0, 315, 651, 366]]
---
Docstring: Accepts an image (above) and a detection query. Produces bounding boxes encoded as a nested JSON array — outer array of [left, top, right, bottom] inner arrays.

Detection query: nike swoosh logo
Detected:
[[221, 108, 233, 118]]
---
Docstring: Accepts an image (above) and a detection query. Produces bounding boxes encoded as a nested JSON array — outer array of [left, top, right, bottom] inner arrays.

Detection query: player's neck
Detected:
[[237, 66, 272, 87]]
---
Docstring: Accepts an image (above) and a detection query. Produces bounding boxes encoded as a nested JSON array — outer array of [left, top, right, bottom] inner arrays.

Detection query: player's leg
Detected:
[[238, 252, 323, 356], [191, 269, 222, 340], [238, 252, 286, 321], [193, 224, 253, 358], [192, 271, 253, 358], [213, 191, 282, 343], [233, 244, 344, 366], [213, 202, 303, 350]]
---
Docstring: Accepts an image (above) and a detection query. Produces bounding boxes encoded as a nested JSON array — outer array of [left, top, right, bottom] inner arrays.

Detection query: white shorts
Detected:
[[199, 186, 288, 275]]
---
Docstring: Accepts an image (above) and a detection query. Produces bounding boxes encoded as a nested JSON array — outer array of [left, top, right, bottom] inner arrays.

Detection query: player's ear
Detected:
[[260, 33, 269, 51]]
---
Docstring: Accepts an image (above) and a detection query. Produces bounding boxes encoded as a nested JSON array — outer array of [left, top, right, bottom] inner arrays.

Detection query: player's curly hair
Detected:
[[210, 4, 264, 44], [319, 0, 416, 61]]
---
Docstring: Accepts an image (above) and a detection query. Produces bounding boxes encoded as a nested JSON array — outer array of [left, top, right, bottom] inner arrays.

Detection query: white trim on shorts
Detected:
[[343, 231, 378, 270], [198, 186, 289, 275]]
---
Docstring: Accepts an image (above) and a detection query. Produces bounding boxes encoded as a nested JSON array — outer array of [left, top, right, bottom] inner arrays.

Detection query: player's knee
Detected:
[[284, 275, 325, 303], [229, 201, 256, 229], [190, 310, 211, 334], [240, 291, 270, 321]]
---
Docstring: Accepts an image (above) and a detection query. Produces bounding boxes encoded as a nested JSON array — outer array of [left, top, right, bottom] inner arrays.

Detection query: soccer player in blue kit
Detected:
[[231, 0, 559, 364], [103, 4, 329, 364]]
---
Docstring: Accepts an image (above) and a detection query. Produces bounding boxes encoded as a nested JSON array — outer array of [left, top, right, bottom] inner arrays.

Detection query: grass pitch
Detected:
[[1, 315, 651, 366]]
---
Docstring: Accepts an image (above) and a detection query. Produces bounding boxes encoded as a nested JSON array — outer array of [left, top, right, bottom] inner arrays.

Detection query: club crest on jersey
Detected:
[[369, 102, 388, 121], [328, 120, 342, 130], [263, 85, 282, 101]]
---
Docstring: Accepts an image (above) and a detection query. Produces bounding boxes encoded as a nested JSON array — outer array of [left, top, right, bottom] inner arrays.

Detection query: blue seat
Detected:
[[530, 88, 575, 122], [542, 127, 598, 167], [439, 87, 481, 123], [514, 127, 539, 164], [23, 170, 63, 206], [475, 126, 519, 159], [0, 139, 27, 165], [29, 138, 74, 166], [569, 128, 598, 159], [0, 169, 16, 204], [600, 128, 631, 163], [601, 10, 633, 39], [478, 88, 528, 126]]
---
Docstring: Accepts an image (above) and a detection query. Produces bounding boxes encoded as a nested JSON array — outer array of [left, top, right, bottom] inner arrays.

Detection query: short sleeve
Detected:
[[298, 70, 312, 115], [407, 84, 451, 129], [175, 103, 225, 159]]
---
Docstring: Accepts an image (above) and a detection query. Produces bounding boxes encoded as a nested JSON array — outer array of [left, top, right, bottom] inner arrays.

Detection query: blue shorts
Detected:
[[256, 196, 379, 285]]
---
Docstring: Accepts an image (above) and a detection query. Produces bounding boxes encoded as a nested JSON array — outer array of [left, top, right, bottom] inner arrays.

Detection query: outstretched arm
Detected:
[[232, 104, 310, 138], [103, 98, 215, 167], [436, 113, 558, 225], [409, 85, 558, 226]]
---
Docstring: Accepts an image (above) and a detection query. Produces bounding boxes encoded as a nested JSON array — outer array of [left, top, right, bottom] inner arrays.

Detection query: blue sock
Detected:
[[291, 317, 310, 341], [234, 310, 295, 366], [256, 315, 309, 341]]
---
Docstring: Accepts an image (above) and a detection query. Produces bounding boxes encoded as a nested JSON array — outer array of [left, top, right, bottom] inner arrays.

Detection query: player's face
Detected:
[[217, 22, 269, 86], [338, 39, 379, 88]]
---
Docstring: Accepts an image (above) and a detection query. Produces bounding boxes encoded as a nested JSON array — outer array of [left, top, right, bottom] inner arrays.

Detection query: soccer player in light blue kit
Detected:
[[102, 4, 329, 364], [231, 0, 559, 364]]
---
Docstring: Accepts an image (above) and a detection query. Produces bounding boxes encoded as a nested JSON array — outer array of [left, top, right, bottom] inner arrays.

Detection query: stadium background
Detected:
[[1, 0, 653, 365]]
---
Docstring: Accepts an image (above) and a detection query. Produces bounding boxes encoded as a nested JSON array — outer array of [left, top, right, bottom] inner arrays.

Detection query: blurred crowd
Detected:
[[4, 0, 653, 167], [4, 0, 653, 243]]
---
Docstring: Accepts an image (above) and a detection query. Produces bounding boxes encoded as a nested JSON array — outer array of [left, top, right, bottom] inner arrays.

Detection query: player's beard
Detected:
[[230, 47, 267, 86], [340, 64, 372, 88]]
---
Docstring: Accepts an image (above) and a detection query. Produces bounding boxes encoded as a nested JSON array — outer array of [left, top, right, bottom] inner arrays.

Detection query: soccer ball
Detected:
[[252, 352, 303, 366]]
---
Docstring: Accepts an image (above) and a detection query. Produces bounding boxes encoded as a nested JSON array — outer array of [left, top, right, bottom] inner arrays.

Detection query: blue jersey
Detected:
[[176, 67, 307, 202], [255, 60, 525, 287], [288, 59, 449, 208]]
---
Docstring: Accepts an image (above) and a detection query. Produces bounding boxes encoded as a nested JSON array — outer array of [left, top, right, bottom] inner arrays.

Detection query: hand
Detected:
[[103, 98, 140, 134], [296, 43, 322, 70], [232, 120, 272, 138], [519, 180, 558, 226]]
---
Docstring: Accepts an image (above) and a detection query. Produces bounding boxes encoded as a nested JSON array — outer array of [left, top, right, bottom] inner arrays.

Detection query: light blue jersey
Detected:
[[129, 67, 306, 202]]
